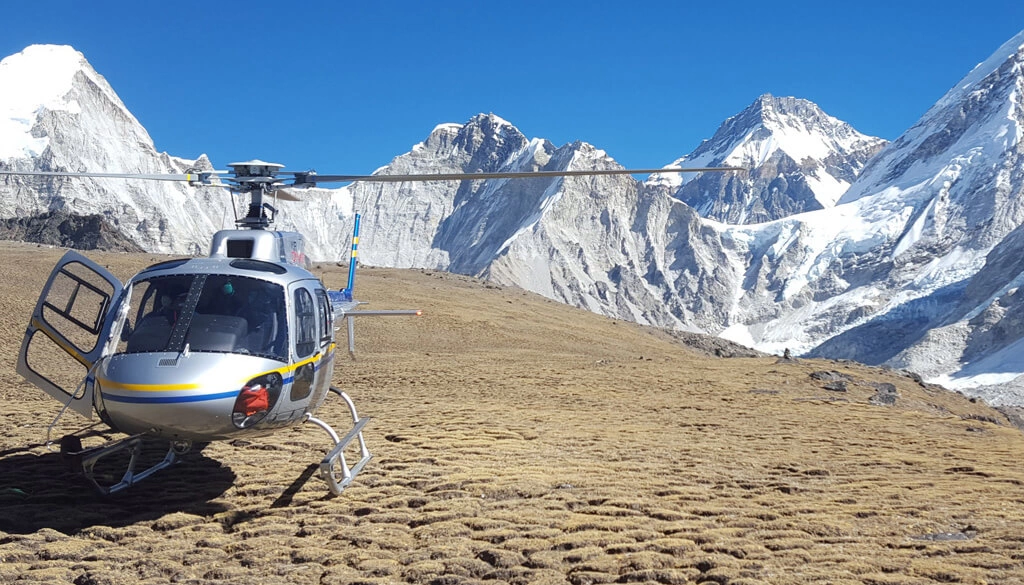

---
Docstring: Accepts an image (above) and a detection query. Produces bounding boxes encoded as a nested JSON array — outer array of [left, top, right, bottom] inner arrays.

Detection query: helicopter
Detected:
[[2, 159, 742, 496]]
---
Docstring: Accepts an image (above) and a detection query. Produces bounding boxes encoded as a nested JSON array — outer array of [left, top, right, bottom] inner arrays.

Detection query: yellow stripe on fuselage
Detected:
[[97, 343, 336, 393], [97, 379, 202, 392], [261, 343, 336, 379]]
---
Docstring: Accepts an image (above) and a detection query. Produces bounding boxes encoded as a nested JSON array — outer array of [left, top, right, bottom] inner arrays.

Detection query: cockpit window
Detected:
[[116, 274, 288, 361]]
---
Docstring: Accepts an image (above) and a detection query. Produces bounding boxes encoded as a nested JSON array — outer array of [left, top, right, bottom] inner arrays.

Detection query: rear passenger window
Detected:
[[316, 289, 332, 346], [294, 288, 316, 358]]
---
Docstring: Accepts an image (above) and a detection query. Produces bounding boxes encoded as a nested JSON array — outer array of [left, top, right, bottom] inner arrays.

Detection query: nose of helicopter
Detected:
[[94, 352, 291, 441]]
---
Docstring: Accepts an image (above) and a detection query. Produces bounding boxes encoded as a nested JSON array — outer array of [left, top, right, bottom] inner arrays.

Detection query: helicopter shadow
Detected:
[[0, 442, 236, 535]]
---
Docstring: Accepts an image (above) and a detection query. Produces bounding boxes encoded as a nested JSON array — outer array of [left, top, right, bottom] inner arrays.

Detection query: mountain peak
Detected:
[[674, 94, 883, 172], [648, 95, 885, 221], [5, 44, 88, 71], [740, 94, 834, 132], [0, 45, 93, 108], [468, 112, 514, 128], [0, 44, 122, 160], [425, 114, 517, 141], [751, 92, 783, 112]]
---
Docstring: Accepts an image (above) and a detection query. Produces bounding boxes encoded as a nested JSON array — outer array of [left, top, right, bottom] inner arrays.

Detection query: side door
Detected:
[[288, 283, 319, 405], [17, 250, 124, 418], [310, 288, 335, 406]]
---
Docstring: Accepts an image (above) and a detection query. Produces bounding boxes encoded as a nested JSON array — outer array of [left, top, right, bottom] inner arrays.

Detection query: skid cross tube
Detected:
[[70, 434, 186, 495], [306, 387, 372, 495]]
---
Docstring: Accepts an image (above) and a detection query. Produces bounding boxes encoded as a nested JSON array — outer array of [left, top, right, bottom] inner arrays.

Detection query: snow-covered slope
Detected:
[[648, 95, 885, 224], [720, 30, 1024, 402]]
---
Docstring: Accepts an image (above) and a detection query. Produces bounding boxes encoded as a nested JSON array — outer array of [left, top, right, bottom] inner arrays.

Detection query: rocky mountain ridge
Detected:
[[4, 34, 1024, 403]]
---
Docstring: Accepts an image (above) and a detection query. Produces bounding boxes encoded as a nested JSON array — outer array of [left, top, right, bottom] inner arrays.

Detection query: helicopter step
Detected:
[[306, 386, 372, 496], [60, 433, 190, 495]]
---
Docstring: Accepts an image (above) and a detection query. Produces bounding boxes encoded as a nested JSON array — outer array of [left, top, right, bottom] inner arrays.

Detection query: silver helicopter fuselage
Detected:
[[94, 254, 337, 441], [19, 229, 341, 443]]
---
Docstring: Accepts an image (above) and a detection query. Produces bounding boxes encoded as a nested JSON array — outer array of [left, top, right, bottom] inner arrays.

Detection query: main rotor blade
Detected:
[[0, 170, 225, 182], [293, 166, 745, 185]]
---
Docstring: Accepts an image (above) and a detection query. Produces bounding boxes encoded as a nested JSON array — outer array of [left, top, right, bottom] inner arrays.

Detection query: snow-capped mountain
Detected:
[[341, 114, 558, 271], [0, 45, 233, 254], [282, 115, 615, 268], [5, 32, 1024, 405], [647, 95, 886, 224], [723, 30, 1024, 401]]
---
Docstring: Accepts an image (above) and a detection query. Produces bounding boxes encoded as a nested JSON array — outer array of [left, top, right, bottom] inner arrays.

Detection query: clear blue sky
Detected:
[[2, 1, 1022, 175]]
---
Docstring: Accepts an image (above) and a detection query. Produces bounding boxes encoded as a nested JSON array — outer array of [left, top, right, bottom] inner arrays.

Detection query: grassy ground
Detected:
[[1, 241, 1023, 584]]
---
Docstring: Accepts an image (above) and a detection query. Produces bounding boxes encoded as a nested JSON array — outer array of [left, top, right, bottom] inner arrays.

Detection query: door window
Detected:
[[294, 288, 317, 358], [316, 289, 333, 348]]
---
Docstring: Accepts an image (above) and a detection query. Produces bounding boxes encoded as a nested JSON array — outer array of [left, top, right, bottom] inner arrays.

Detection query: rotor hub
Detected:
[[227, 160, 285, 180]]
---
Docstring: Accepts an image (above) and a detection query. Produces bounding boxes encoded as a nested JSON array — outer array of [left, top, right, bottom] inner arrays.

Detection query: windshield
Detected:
[[117, 273, 288, 361]]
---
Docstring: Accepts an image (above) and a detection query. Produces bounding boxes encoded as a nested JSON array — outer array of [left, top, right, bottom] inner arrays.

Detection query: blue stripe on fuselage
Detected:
[[101, 349, 334, 404], [101, 390, 240, 404]]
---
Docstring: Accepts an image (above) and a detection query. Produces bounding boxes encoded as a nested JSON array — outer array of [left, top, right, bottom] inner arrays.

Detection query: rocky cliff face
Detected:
[[483, 145, 740, 332], [0, 210, 143, 251], [347, 115, 556, 271]]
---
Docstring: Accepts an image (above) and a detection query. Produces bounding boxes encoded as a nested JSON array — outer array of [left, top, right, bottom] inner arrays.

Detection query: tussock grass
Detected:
[[1, 242, 1024, 583]]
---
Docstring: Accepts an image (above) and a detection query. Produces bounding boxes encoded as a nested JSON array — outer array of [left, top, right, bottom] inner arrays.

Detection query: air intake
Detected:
[[226, 239, 255, 258]]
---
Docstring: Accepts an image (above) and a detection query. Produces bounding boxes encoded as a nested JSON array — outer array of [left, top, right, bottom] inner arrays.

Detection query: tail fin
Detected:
[[344, 213, 361, 298], [329, 212, 420, 359]]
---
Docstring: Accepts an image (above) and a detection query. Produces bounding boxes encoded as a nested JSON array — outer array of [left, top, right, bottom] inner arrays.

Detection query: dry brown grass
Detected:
[[1, 241, 1024, 584]]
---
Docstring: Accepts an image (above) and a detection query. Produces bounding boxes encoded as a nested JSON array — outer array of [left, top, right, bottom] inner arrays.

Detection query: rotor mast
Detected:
[[228, 160, 285, 230]]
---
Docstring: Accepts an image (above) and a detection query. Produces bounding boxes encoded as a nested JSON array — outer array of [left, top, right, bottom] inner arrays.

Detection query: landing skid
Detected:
[[54, 388, 371, 497], [60, 434, 190, 495], [306, 387, 372, 495]]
